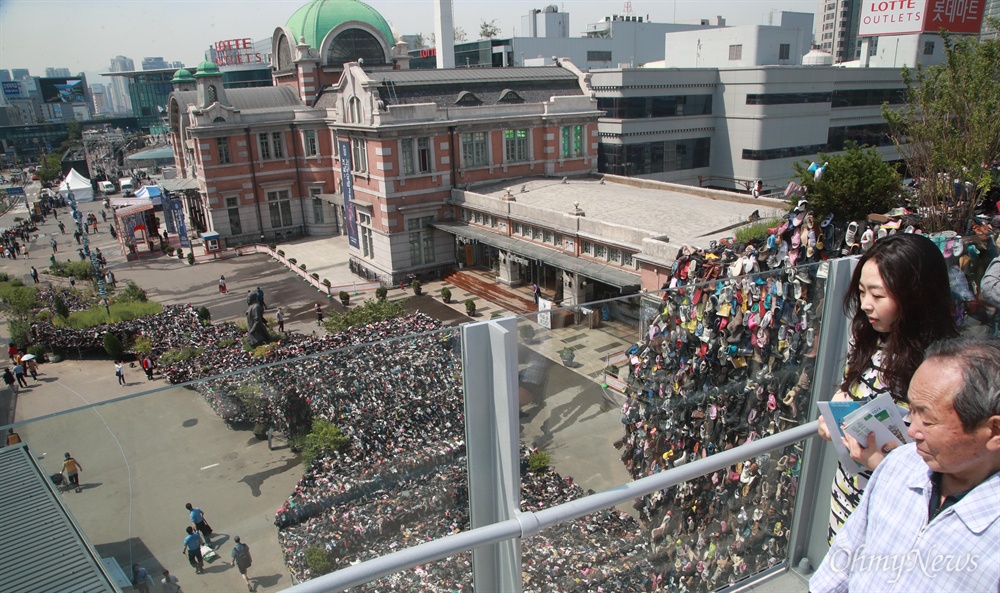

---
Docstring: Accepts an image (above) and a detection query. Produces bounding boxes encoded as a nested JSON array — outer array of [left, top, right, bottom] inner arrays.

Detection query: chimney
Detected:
[[434, 0, 456, 68]]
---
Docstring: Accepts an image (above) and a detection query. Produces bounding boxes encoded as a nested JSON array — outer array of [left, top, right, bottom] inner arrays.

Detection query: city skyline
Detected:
[[1, 0, 818, 76]]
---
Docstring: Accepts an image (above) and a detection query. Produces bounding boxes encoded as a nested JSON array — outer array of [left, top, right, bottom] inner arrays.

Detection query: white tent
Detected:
[[58, 169, 94, 202]]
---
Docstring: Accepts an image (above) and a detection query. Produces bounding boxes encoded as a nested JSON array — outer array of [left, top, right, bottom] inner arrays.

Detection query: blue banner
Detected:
[[339, 139, 359, 249]]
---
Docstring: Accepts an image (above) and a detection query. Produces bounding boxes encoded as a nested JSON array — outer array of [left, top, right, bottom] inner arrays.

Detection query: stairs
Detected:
[[442, 269, 537, 315]]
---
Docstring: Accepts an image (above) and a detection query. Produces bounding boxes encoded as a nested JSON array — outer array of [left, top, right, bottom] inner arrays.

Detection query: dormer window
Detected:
[[454, 91, 482, 106], [207, 85, 218, 105], [497, 89, 524, 104]]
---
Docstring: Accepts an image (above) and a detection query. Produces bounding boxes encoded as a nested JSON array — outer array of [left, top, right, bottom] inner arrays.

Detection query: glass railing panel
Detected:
[[516, 261, 828, 516], [528, 438, 808, 593], [6, 319, 469, 590], [945, 229, 999, 337]]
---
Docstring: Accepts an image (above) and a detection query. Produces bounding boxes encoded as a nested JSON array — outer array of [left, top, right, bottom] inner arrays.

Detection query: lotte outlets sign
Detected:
[[859, 0, 985, 36]]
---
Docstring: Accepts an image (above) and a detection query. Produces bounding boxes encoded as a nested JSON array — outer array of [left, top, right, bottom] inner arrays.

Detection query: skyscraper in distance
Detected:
[[108, 55, 134, 114]]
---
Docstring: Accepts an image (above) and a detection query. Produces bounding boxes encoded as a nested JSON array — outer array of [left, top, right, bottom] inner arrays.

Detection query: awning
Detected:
[[110, 197, 154, 208], [158, 177, 200, 192], [115, 202, 154, 217], [433, 222, 641, 290]]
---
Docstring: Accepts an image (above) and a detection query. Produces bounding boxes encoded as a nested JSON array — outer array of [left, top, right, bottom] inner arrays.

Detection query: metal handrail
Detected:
[[283, 421, 819, 592]]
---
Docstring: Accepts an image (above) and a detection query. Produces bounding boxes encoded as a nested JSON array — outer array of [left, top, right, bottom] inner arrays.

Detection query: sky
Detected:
[[0, 0, 820, 78]]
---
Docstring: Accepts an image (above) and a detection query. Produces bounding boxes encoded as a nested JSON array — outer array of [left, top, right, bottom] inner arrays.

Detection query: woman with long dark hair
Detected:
[[818, 233, 958, 543]]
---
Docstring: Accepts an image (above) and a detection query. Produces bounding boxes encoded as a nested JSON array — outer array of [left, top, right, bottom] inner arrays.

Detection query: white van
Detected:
[[98, 181, 116, 195], [119, 178, 134, 197]]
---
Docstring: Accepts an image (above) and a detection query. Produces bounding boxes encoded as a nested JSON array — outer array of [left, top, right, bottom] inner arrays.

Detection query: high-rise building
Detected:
[[816, 0, 869, 62], [0, 70, 10, 82], [45, 67, 72, 77], [11, 69, 30, 80], [983, 0, 1000, 39], [108, 55, 134, 114], [142, 57, 168, 70], [90, 83, 110, 115]]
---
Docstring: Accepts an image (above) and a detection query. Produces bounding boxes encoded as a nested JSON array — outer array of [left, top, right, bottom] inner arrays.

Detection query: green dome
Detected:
[[193, 60, 221, 78], [172, 69, 196, 83], [285, 0, 393, 50]]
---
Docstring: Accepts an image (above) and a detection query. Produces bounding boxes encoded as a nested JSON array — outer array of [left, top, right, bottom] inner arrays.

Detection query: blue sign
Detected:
[[5, 187, 24, 196], [1, 81, 20, 97], [338, 139, 359, 249]]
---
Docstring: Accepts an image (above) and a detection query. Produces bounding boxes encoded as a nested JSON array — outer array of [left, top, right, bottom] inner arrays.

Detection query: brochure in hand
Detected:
[[817, 392, 910, 476]]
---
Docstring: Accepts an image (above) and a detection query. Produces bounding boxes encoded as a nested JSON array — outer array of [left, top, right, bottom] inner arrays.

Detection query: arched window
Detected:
[[454, 91, 482, 106], [207, 85, 218, 104], [497, 89, 525, 104], [348, 97, 362, 123], [276, 36, 292, 70], [326, 29, 386, 67]]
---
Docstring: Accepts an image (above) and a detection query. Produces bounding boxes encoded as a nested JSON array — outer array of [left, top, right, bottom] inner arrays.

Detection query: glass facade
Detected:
[[124, 71, 174, 134], [598, 137, 711, 175], [597, 95, 712, 119]]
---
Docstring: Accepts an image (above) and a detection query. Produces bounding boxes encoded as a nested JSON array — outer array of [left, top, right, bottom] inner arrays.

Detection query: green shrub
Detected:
[[322, 278, 331, 287], [528, 451, 551, 473], [299, 263, 307, 272], [218, 338, 236, 348], [53, 294, 70, 319], [36, 310, 53, 322], [310, 272, 320, 281], [132, 335, 153, 355], [8, 319, 32, 350], [302, 419, 348, 468], [165, 245, 175, 255], [55, 301, 162, 329], [158, 346, 203, 365], [323, 298, 405, 334], [288, 257, 297, 265], [0, 272, 7, 282], [339, 290, 350, 306], [411, 279, 421, 294], [197, 306, 211, 324], [27, 344, 46, 358], [304, 546, 331, 576], [464, 299, 476, 316], [49, 260, 94, 280], [375, 286, 387, 301], [277, 249, 285, 257], [0, 281, 39, 314], [186, 252, 195, 265], [177, 249, 184, 260], [440, 287, 451, 302], [250, 344, 273, 359], [114, 280, 148, 303], [735, 218, 781, 244], [103, 332, 124, 358], [268, 243, 277, 251]]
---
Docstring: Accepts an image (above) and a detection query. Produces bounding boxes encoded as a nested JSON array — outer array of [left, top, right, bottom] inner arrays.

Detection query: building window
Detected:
[[587, 50, 613, 61], [594, 243, 607, 259], [779, 44, 791, 60], [401, 137, 432, 175], [351, 138, 367, 172], [582, 240, 593, 255], [226, 196, 242, 235], [207, 85, 217, 104], [543, 230, 552, 243], [304, 129, 318, 156], [561, 125, 583, 158], [216, 138, 231, 164], [348, 97, 362, 123], [310, 187, 324, 224], [623, 252, 634, 268], [608, 247, 621, 263], [512, 222, 521, 235], [258, 132, 271, 160], [729, 45, 743, 60], [271, 132, 284, 158], [266, 189, 294, 227], [358, 212, 374, 259], [554, 233, 563, 247], [504, 128, 529, 162], [461, 132, 489, 167], [923, 41, 935, 55], [407, 216, 435, 265]]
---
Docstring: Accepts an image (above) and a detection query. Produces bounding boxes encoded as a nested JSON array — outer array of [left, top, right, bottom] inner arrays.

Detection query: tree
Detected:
[[480, 19, 500, 39], [790, 142, 902, 222], [411, 32, 425, 48], [454, 27, 467, 43], [38, 153, 62, 185], [65, 119, 82, 140], [882, 20, 1000, 232]]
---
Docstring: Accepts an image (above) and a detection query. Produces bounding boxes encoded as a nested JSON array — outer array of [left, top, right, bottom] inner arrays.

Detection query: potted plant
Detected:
[[440, 286, 452, 303], [518, 323, 535, 343], [558, 347, 576, 366], [186, 251, 195, 265], [339, 290, 350, 306], [376, 286, 388, 301], [177, 249, 184, 261], [464, 298, 476, 316], [411, 279, 422, 295]]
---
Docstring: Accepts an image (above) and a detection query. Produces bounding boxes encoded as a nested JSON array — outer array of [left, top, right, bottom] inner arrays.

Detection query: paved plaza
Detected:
[[1, 183, 637, 591]]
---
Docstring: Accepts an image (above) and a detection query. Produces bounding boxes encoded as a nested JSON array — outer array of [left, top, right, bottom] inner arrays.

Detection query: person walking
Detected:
[[160, 569, 183, 593], [24, 357, 38, 380], [230, 536, 254, 591], [276, 308, 285, 333], [314, 302, 323, 325], [2, 368, 15, 393], [62, 452, 83, 493], [532, 282, 541, 306], [219, 275, 227, 294], [115, 360, 126, 386], [50, 238, 58, 253], [12, 362, 28, 388], [106, 270, 116, 288], [182, 526, 204, 574], [131, 564, 151, 593], [141, 356, 154, 380], [185, 502, 213, 546], [29, 266, 38, 283]]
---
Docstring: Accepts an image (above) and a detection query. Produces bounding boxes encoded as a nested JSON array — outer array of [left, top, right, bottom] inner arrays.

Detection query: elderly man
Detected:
[[811, 336, 1000, 593]]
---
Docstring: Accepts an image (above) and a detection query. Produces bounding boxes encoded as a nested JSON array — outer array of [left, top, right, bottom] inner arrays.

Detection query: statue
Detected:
[[246, 292, 270, 347]]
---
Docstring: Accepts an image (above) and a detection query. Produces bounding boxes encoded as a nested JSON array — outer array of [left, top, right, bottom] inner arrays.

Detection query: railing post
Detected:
[[461, 317, 522, 593]]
